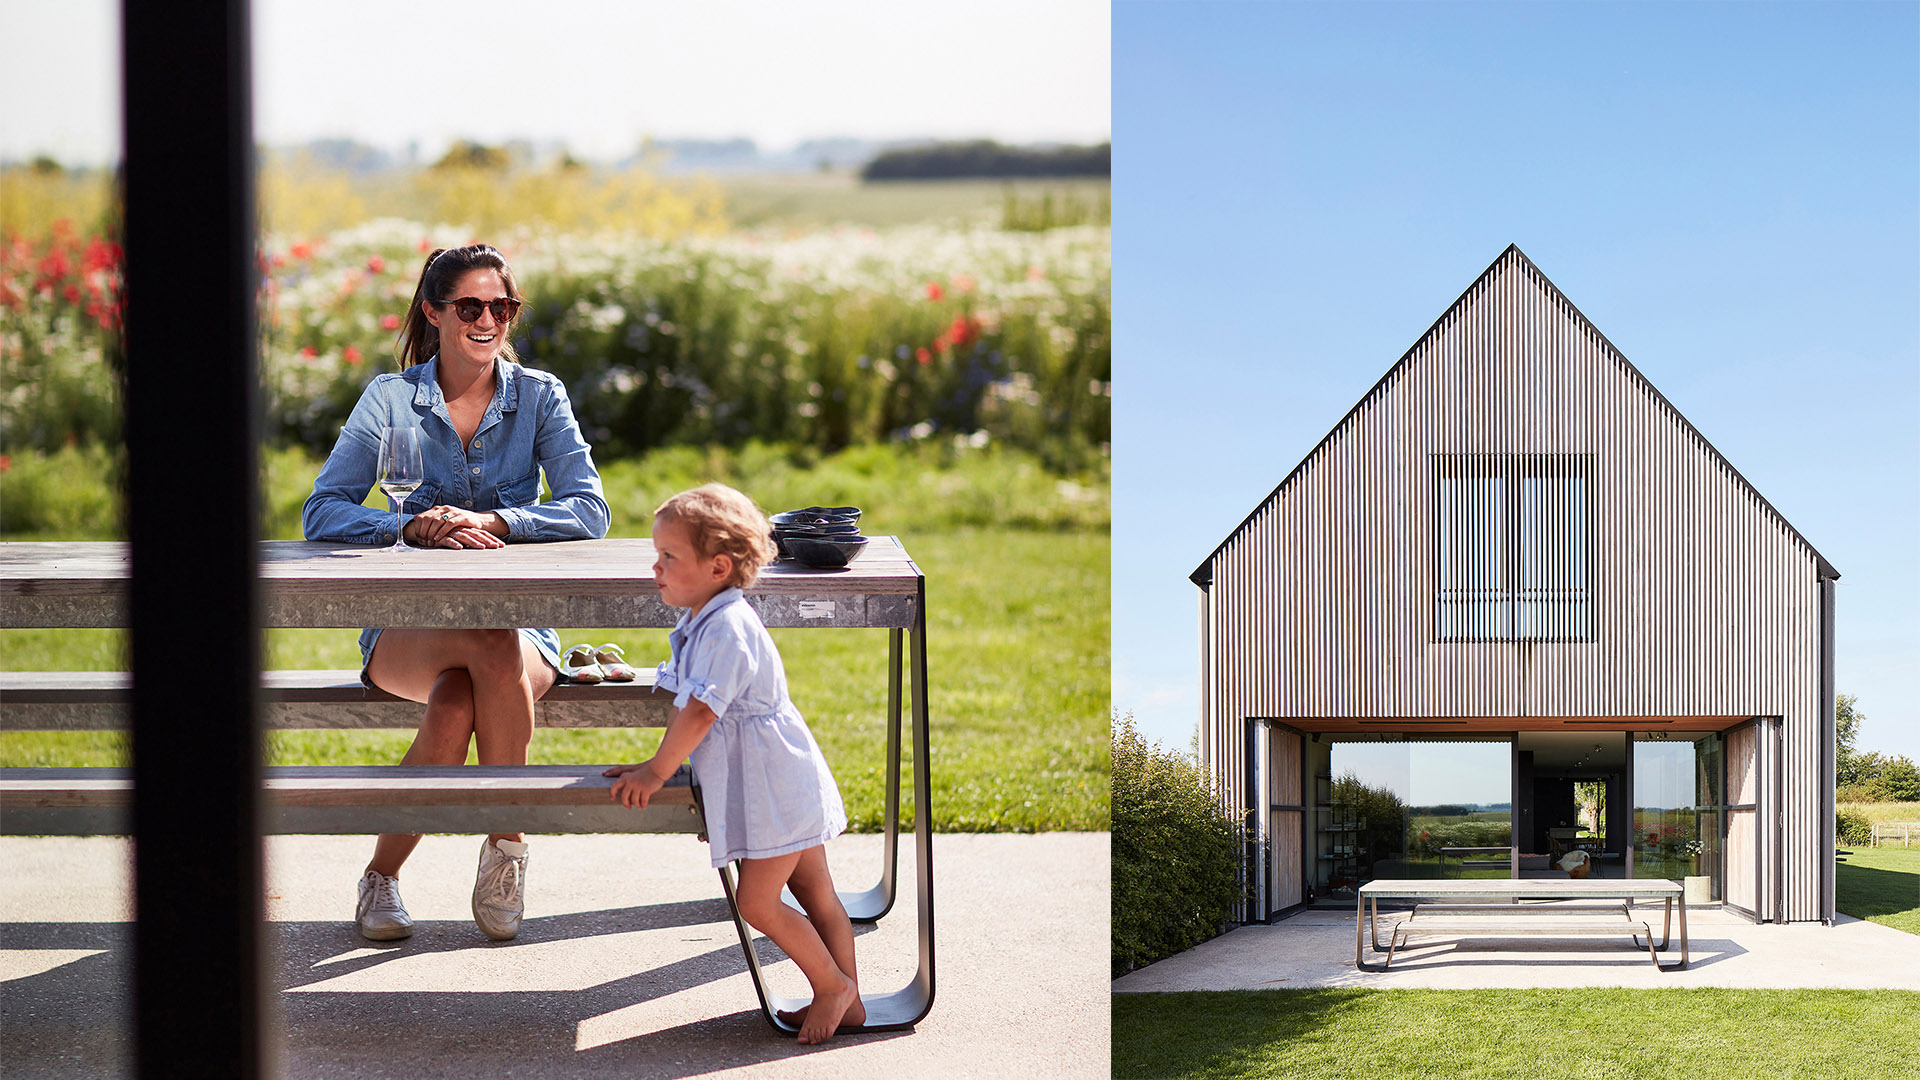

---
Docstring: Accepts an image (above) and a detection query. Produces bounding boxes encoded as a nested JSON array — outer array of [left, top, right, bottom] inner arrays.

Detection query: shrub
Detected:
[[1332, 772, 1407, 878], [0, 443, 122, 538], [1836, 806, 1873, 847], [1112, 713, 1244, 976]]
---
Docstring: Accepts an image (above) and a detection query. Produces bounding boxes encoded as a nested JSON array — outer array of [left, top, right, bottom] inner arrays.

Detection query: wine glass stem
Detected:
[[394, 502, 408, 551]]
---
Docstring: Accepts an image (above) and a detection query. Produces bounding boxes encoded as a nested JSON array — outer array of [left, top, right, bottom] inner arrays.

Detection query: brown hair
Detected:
[[654, 483, 777, 588], [394, 244, 525, 370]]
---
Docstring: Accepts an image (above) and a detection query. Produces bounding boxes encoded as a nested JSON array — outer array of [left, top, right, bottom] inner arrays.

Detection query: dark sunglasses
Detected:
[[437, 296, 522, 323]]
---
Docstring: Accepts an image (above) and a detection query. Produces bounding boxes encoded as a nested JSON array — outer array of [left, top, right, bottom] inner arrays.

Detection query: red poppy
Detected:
[[63, 284, 81, 304], [925, 282, 944, 301], [39, 249, 71, 282], [932, 334, 949, 353], [915, 347, 931, 364], [343, 345, 362, 365], [82, 238, 121, 274], [381, 314, 402, 331], [0, 455, 9, 472], [290, 243, 312, 260], [417, 238, 432, 253], [300, 346, 318, 360]]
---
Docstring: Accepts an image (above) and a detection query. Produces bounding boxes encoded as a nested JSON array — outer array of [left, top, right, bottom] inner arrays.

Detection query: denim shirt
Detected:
[[302, 356, 610, 545]]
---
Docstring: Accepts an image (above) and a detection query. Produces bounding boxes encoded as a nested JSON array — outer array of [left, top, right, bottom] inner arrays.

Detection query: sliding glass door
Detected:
[[1306, 736, 1513, 902], [1632, 732, 1725, 902]]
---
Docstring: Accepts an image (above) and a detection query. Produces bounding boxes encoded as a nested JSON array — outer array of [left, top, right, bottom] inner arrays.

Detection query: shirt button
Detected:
[[471, 467, 480, 475], [473, 439, 482, 447], [464, 500, 473, 507]]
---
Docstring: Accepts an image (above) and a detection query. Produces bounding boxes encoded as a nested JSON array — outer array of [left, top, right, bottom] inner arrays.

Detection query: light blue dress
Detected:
[[657, 587, 848, 867], [301, 355, 611, 678]]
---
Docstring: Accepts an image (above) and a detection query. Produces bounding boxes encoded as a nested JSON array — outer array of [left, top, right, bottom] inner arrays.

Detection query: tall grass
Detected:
[[257, 157, 729, 241], [0, 165, 117, 241], [1840, 801, 1920, 825]]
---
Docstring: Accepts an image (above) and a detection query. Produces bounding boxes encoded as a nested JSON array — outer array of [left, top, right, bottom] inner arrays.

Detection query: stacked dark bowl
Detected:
[[770, 506, 869, 568]]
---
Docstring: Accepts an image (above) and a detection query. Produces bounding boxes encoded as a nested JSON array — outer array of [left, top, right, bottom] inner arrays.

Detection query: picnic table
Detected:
[[1356, 877, 1688, 972], [0, 537, 935, 1032]]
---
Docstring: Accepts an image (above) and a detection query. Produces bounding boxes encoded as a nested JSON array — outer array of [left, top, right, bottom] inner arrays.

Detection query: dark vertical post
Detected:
[[121, 1, 262, 1076], [1622, 737, 1634, 879], [1818, 575, 1836, 924], [1243, 718, 1260, 922]]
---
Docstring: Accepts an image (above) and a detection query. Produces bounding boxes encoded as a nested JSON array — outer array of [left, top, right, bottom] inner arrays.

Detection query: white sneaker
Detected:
[[472, 838, 529, 940], [356, 869, 413, 941]]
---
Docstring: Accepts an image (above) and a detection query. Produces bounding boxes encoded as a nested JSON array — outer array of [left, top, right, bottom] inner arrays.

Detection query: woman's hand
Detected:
[[408, 505, 508, 549]]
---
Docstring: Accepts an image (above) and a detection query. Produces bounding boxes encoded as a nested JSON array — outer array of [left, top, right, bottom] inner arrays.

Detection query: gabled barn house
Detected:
[[1194, 246, 1838, 925]]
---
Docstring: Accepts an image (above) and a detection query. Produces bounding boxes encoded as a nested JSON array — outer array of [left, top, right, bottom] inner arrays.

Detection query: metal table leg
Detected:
[[1658, 896, 1689, 972], [1369, 896, 1394, 951], [831, 628, 904, 924], [1356, 894, 1384, 972], [727, 595, 936, 1034]]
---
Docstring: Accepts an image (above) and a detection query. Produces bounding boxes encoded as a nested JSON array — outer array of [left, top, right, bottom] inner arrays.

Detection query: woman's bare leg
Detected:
[[363, 630, 557, 875], [736, 850, 863, 1044]]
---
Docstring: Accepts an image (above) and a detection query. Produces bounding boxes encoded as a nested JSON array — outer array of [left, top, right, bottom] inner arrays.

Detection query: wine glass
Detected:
[[377, 426, 424, 552]]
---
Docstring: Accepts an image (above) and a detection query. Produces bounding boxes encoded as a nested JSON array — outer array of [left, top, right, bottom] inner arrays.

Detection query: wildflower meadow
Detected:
[[1, 164, 1110, 475]]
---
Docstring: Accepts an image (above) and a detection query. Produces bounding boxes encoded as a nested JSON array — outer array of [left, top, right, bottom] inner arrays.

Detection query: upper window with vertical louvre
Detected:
[[1434, 454, 1591, 642]]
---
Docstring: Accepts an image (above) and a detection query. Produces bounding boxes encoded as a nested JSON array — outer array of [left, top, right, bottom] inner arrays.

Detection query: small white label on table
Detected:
[[797, 601, 835, 620]]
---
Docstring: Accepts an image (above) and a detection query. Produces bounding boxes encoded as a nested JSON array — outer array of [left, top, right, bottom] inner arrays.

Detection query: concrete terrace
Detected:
[[1112, 905, 1920, 993], [3, 832, 1110, 1079]]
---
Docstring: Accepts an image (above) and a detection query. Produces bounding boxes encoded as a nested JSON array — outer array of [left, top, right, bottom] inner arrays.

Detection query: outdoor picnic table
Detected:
[[0, 537, 935, 1029], [1355, 877, 1687, 973]]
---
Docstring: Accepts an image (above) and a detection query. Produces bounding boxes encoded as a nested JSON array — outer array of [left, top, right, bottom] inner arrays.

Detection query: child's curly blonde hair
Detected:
[[653, 483, 778, 588]]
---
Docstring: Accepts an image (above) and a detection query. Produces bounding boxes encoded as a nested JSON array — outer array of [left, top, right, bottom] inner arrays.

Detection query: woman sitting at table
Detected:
[[302, 243, 609, 942]]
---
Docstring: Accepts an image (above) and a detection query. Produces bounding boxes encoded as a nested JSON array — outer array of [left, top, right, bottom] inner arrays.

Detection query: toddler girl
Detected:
[[604, 483, 862, 1044]]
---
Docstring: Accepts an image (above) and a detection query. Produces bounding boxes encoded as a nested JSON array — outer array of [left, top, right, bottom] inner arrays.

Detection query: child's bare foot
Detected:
[[790, 977, 864, 1045], [777, 992, 869, 1032]]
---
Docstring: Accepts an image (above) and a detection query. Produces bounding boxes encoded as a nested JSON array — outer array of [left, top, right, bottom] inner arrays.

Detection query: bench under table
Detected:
[[1355, 878, 1689, 972]]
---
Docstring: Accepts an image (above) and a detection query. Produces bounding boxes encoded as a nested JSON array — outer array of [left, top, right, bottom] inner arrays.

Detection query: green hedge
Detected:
[[1112, 714, 1244, 976], [1836, 805, 1873, 847]]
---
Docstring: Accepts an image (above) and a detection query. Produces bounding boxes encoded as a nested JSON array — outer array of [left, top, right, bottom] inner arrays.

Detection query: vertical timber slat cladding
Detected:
[[1192, 247, 1838, 923]]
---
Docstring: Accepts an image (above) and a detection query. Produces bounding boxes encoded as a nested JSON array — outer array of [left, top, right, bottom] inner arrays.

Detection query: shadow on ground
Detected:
[[1, 907, 898, 1080]]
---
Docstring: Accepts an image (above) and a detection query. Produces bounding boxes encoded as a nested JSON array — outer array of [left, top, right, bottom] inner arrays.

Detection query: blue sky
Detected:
[[1113, 2, 1920, 763]]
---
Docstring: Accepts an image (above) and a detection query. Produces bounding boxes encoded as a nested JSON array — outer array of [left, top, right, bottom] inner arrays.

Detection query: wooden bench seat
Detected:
[[0, 763, 700, 836], [1, 670, 675, 730]]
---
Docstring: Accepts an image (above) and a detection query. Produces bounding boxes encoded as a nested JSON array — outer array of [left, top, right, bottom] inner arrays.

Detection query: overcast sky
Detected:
[[1, 0, 1110, 165]]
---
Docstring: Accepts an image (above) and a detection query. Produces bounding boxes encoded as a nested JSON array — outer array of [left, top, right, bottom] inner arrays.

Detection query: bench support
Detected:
[[720, 606, 936, 1036], [1357, 891, 1688, 972]]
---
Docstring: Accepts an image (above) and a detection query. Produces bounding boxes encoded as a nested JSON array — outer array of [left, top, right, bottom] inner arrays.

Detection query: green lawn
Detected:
[[1112, 989, 1920, 1080], [0, 443, 1109, 832], [1836, 845, 1920, 935]]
